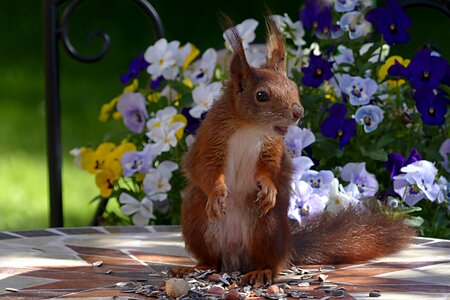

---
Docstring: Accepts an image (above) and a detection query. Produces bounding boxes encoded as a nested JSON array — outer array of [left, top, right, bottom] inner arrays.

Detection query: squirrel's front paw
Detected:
[[206, 186, 228, 220], [255, 177, 277, 216]]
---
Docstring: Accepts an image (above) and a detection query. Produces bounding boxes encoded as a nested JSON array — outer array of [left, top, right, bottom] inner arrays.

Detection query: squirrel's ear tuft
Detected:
[[265, 15, 286, 73], [220, 14, 251, 91]]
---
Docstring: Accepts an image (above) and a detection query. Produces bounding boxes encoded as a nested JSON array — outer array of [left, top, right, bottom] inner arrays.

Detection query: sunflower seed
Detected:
[[92, 260, 103, 267], [369, 290, 381, 297], [5, 288, 18, 292]]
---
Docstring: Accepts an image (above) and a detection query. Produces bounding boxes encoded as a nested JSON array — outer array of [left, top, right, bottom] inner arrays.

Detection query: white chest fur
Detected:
[[225, 127, 266, 196]]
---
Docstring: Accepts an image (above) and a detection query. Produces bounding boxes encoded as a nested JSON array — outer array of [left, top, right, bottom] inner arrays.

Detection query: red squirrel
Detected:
[[170, 17, 414, 285]]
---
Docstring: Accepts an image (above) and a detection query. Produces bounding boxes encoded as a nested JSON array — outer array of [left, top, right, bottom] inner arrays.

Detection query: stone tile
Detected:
[[59, 287, 147, 298], [349, 291, 450, 299], [0, 275, 58, 295], [66, 245, 130, 258], [103, 226, 150, 234], [10, 230, 62, 238], [152, 225, 182, 232], [77, 254, 151, 271], [0, 232, 19, 240], [378, 262, 450, 286], [56, 228, 105, 235], [428, 241, 450, 248], [130, 252, 195, 266]]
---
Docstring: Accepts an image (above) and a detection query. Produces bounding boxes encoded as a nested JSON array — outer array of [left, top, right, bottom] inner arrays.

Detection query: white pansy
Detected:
[[189, 48, 218, 84], [190, 82, 222, 118], [325, 178, 360, 213], [146, 106, 178, 130], [223, 19, 258, 50], [245, 46, 267, 67], [119, 193, 155, 226], [160, 85, 179, 102], [143, 161, 179, 200], [272, 14, 306, 47], [69, 148, 83, 168], [147, 121, 185, 155], [144, 38, 179, 80]]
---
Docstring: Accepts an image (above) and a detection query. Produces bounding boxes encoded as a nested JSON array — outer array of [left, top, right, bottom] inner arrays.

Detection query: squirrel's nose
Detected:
[[292, 104, 304, 120]]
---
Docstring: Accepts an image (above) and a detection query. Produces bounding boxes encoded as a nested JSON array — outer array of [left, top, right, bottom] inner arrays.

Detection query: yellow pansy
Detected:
[[147, 92, 161, 103], [378, 56, 410, 88], [81, 143, 116, 174], [182, 78, 194, 89], [109, 142, 137, 161], [112, 111, 122, 120], [123, 78, 139, 93], [182, 44, 200, 70], [95, 160, 122, 198], [171, 114, 187, 140], [98, 97, 119, 122]]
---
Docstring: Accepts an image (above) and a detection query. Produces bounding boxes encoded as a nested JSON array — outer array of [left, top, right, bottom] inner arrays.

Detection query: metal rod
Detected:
[[43, 0, 64, 227]]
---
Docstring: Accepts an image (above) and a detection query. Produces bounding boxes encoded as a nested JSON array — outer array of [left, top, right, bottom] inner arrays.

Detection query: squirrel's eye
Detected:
[[256, 91, 269, 102]]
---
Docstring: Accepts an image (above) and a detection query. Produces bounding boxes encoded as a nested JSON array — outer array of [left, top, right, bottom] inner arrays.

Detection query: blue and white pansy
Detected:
[[394, 160, 439, 206], [341, 162, 379, 197], [284, 126, 315, 157], [339, 74, 378, 105], [143, 160, 178, 201], [189, 48, 218, 85], [340, 11, 371, 39], [355, 105, 384, 133], [119, 193, 156, 226], [301, 170, 335, 196]]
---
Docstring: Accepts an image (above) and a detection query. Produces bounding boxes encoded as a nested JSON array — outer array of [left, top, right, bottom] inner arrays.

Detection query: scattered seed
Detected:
[[318, 274, 328, 282], [5, 288, 18, 292], [297, 282, 310, 287], [369, 290, 381, 297], [92, 260, 103, 267], [105, 269, 112, 274]]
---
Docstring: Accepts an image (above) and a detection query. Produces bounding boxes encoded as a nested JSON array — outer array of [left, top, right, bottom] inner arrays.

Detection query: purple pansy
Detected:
[[121, 144, 156, 177], [339, 74, 378, 106], [120, 53, 150, 85], [116, 92, 149, 133], [355, 105, 384, 133], [300, 0, 333, 37], [289, 180, 328, 223], [320, 103, 357, 148], [301, 170, 334, 196], [284, 126, 315, 157], [394, 160, 439, 206], [385, 148, 422, 180], [413, 88, 448, 126], [388, 49, 448, 89], [150, 76, 164, 90], [341, 162, 379, 197], [181, 107, 206, 135], [440, 139, 450, 172], [365, 0, 411, 46], [302, 53, 334, 87]]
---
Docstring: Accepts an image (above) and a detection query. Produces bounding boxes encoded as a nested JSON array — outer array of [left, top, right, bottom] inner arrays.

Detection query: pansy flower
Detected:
[[413, 88, 448, 126], [116, 92, 148, 133], [388, 49, 448, 89], [385, 148, 422, 180], [354, 105, 384, 133], [189, 48, 217, 85], [325, 178, 360, 213], [378, 55, 410, 87], [341, 162, 379, 197], [301, 53, 333, 87], [284, 126, 315, 158], [143, 161, 178, 200], [223, 19, 258, 50], [189, 82, 222, 118], [334, 0, 358, 12], [340, 11, 371, 40], [120, 53, 149, 85], [301, 170, 334, 196], [120, 144, 156, 177], [144, 38, 178, 80], [394, 160, 439, 206], [320, 103, 357, 148], [365, 0, 411, 46], [439, 139, 450, 173], [300, 0, 333, 37], [272, 13, 306, 47], [339, 74, 377, 106], [289, 180, 328, 223], [119, 193, 156, 226]]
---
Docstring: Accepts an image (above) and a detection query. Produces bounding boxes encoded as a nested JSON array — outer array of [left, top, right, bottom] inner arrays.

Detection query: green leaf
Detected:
[[360, 146, 388, 161], [376, 134, 396, 148], [404, 216, 424, 227]]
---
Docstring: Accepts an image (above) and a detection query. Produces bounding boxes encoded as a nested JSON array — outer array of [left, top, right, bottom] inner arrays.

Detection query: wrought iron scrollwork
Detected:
[[58, 0, 164, 62], [400, 0, 450, 18]]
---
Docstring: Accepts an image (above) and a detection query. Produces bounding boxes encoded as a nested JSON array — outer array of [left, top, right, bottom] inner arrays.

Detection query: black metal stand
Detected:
[[42, 0, 164, 227]]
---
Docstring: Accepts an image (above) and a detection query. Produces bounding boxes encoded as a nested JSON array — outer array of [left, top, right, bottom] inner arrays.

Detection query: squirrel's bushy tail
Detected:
[[291, 206, 415, 265]]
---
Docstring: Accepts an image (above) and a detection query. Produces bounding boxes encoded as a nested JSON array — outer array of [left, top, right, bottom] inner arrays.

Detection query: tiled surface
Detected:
[[0, 227, 448, 299]]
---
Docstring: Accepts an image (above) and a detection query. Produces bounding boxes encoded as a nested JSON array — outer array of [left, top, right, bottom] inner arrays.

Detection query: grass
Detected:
[[0, 1, 448, 230]]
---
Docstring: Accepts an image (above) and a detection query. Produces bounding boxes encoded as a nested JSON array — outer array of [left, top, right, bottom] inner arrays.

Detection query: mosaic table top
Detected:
[[0, 226, 449, 299]]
